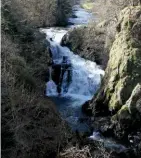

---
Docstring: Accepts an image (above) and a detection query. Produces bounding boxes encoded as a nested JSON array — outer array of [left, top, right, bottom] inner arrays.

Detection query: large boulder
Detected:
[[61, 26, 108, 69], [127, 83, 141, 115], [111, 83, 141, 139], [91, 6, 141, 114]]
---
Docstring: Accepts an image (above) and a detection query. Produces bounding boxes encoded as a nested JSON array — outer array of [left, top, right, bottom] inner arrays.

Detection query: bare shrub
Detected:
[[93, 143, 112, 158], [1, 30, 71, 158], [93, 0, 141, 22], [2, 0, 72, 28], [92, 0, 141, 53], [1, 0, 73, 157], [59, 146, 92, 158], [58, 143, 112, 158]]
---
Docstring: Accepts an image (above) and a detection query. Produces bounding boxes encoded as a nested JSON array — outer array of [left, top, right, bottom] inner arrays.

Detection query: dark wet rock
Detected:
[[72, 14, 77, 18], [82, 100, 92, 116], [92, 117, 110, 130], [100, 124, 114, 137], [89, 131, 132, 157], [128, 131, 141, 157], [91, 116, 114, 137], [61, 31, 71, 48], [52, 64, 62, 85]]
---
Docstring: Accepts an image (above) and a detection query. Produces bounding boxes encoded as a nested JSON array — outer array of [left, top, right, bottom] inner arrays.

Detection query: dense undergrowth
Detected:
[[1, 0, 73, 157]]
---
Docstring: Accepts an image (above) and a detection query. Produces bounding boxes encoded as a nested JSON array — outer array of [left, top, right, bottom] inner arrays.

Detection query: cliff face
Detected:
[[88, 7, 141, 148], [92, 6, 141, 113]]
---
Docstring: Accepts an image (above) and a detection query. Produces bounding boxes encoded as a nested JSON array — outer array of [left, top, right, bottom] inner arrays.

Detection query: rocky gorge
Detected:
[[60, 4, 141, 157], [2, 0, 141, 157], [73, 6, 141, 157], [91, 6, 141, 140]]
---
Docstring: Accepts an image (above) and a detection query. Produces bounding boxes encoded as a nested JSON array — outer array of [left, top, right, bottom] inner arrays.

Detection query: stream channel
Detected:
[[41, 4, 129, 154]]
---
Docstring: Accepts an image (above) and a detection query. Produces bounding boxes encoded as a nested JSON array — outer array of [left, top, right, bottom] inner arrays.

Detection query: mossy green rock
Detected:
[[127, 83, 141, 114], [93, 6, 141, 113], [111, 83, 141, 139]]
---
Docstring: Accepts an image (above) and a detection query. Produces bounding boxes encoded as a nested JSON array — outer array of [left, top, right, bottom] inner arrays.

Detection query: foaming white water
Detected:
[[62, 47, 104, 98], [42, 28, 67, 44], [40, 5, 104, 132], [42, 27, 104, 100], [46, 67, 58, 96]]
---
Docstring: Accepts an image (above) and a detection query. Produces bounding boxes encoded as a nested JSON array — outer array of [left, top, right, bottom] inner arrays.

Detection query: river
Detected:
[[41, 4, 129, 153], [41, 4, 104, 132]]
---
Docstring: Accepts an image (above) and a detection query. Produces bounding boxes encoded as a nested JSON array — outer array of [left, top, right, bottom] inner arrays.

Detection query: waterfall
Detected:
[[40, 5, 129, 151], [46, 66, 57, 96], [42, 30, 105, 99], [40, 4, 105, 132]]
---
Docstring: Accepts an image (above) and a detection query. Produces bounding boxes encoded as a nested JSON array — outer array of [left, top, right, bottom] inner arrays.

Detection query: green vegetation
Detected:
[[81, 1, 94, 10]]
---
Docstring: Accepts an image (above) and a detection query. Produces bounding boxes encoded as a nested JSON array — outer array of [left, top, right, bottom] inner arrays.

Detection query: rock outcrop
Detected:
[[61, 26, 108, 69], [92, 6, 141, 114], [111, 83, 141, 139], [88, 7, 141, 152]]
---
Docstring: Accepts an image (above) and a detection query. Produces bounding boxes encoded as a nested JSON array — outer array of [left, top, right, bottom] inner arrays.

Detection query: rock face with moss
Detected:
[[61, 26, 108, 68], [87, 8, 141, 151], [111, 83, 141, 139], [92, 6, 141, 114]]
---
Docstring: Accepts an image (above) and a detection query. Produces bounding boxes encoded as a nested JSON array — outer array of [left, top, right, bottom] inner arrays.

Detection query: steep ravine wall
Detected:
[[89, 6, 141, 144], [92, 6, 141, 113]]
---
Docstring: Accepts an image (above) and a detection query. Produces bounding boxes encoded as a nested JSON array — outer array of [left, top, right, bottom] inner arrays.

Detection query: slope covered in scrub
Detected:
[[1, 0, 72, 157]]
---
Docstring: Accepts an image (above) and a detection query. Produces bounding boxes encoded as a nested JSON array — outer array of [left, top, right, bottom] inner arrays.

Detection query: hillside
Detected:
[[1, 0, 72, 157]]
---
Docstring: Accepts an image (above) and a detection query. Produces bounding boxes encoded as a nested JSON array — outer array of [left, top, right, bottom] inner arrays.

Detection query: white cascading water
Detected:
[[42, 29, 104, 100], [41, 5, 104, 132], [40, 4, 128, 151]]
